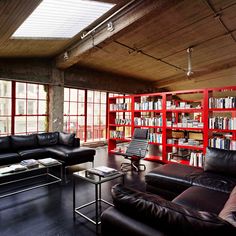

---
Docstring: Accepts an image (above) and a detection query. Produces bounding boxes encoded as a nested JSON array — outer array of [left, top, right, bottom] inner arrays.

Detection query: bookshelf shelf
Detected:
[[166, 144, 204, 150], [108, 86, 236, 166]]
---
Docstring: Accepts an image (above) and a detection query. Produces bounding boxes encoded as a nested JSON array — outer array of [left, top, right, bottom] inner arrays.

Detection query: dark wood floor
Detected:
[[0, 146, 161, 236]]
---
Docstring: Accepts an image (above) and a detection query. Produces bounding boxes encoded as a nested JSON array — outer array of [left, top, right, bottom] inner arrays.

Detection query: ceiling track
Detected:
[[204, 0, 236, 43], [114, 40, 186, 72]]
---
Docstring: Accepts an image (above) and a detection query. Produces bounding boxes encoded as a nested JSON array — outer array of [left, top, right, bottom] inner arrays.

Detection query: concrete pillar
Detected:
[[48, 67, 64, 132]]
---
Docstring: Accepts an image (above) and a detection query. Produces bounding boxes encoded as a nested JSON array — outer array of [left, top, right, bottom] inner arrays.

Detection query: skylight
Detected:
[[12, 0, 115, 39]]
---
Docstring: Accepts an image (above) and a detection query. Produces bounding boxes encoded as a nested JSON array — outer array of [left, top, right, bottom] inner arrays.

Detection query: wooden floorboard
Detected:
[[0, 146, 161, 236]]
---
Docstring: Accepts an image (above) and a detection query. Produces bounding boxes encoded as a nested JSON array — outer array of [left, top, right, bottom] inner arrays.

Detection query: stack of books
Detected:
[[21, 159, 39, 169], [0, 164, 27, 174], [86, 166, 119, 177], [38, 158, 59, 166]]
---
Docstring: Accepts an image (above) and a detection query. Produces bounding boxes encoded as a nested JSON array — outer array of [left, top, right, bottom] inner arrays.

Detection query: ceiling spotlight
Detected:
[[63, 52, 69, 61], [107, 21, 114, 32]]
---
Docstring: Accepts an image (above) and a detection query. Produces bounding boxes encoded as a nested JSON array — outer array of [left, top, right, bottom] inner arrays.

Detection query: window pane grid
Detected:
[[15, 82, 48, 135]]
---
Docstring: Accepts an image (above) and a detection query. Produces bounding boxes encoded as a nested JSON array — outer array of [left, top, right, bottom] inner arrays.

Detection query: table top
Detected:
[[0, 159, 62, 178], [73, 169, 124, 184]]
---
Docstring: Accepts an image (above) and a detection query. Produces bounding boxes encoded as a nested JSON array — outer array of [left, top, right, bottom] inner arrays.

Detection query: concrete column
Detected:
[[48, 67, 64, 132]]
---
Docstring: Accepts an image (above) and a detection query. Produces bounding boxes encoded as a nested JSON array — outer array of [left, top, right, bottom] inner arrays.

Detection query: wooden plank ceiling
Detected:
[[0, 0, 236, 91]]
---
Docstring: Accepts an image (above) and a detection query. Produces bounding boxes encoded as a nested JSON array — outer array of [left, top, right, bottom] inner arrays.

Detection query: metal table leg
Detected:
[[73, 177, 76, 221]]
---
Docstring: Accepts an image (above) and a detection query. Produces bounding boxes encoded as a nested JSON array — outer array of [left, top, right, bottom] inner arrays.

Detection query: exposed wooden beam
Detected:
[[56, 0, 183, 69], [64, 65, 158, 94], [153, 57, 236, 88]]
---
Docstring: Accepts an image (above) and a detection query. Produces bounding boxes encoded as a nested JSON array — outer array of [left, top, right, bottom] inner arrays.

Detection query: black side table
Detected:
[[73, 169, 125, 232]]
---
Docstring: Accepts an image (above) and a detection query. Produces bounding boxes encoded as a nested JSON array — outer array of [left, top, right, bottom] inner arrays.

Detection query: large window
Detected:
[[64, 88, 86, 141], [0, 80, 48, 136], [15, 82, 48, 134], [0, 81, 12, 136], [64, 88, 107, 142], [87, 90, 107, 141]]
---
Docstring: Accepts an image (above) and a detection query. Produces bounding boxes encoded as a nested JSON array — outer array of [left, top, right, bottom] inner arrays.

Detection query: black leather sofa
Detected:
[[0, 132, 95, 171], [101, 147, 236, 235]]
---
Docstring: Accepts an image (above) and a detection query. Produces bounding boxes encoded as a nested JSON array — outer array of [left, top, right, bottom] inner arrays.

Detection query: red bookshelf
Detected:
[[108, 86, 236, 167]]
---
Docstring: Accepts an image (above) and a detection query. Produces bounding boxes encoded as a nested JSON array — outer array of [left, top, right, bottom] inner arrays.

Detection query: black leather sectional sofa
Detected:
[[0, 132, 95, 170], [101, 147, 236, 235]]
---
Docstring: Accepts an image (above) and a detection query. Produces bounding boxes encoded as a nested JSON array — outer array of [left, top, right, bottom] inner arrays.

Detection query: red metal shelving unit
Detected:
[[108, 86, 236, 166]]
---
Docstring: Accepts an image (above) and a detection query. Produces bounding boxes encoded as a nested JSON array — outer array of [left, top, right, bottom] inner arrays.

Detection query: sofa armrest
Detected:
[[111, 184, 236, 235], [73, 137, 80, 147]]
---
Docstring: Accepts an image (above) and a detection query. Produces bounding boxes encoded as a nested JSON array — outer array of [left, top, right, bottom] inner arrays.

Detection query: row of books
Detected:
[[189, 152, 204, 168], [166, 120, 203, 128], [209, 97, 236, 109], [134, 100, 162, 110], [115, 118, 132, 125], [167, 138, 202, 146], [149, 133, 162, 143], [110, 103, 131, 111], [209, 117, 236, 130], [209, 137, 236, 150], [134, 117, 162, 126], [110, 130, 124, 139], [166, 101, 201, 109]]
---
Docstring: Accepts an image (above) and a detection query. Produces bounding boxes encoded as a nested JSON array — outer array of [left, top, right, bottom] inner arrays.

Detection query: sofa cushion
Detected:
[[193, 172, 236, 193], [37, 132, 59, 146], [204, 147, 236, 177], [18, 148, 50, 160], [111, 184, 236, 235], [173, 186, 229, 214], [46, 145, 95, 165], [0, 136, 10, 151], [58, 132, 75, 147], [145, 163, 203, 196], [219, 186, 236, 227], [0, 152, 21, 166], [11, 134, 37, 150]]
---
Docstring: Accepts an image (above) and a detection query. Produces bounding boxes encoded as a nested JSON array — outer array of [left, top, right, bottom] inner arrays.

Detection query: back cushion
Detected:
[[204, 147, 236, 177], [219, 186, 236, 227], [0, 136, 11, 151], [11, 134, 37, 150], [111, 184, 235, 235], [37, 132, 59, 146], [59, 132, 75, 146]]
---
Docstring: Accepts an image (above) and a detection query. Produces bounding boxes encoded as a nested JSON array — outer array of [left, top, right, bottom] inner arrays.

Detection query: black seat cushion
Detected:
[[219, 186, 236, 227], [173, 186, 229, 214], [204, 147, 236, 178], [193, 172, 236, 193], [111, 184, 235, 235], [11, 134, 37, 150], [18, 148, 50, 160], [58, 132, 75, 147], [0, 152, 21, 165], [0, 136, 11, 152], [37, 132, 59, 146], [145, 163, 203, 195], [46, 145, 95, 165]]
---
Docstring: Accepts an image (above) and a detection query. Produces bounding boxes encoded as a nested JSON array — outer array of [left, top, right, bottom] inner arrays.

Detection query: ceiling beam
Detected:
[[55, 0, 183, 69], [154, 57, 236, 88]]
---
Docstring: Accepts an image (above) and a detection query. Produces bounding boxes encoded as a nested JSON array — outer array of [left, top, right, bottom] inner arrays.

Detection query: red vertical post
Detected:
[[84, 89, 87, 142], [11, 82, 16, 135]]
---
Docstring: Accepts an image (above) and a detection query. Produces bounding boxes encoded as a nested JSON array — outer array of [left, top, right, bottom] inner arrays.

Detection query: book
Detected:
[[38, 158, 59, 166], [21, 159, 39, 168], [86, 166, 118, 177], [0, 164, 27, 174]]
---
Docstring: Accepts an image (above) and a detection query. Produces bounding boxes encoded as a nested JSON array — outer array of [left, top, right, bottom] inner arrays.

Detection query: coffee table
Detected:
[[73, 169, 125, 232], [0, 159, 62, 199]]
